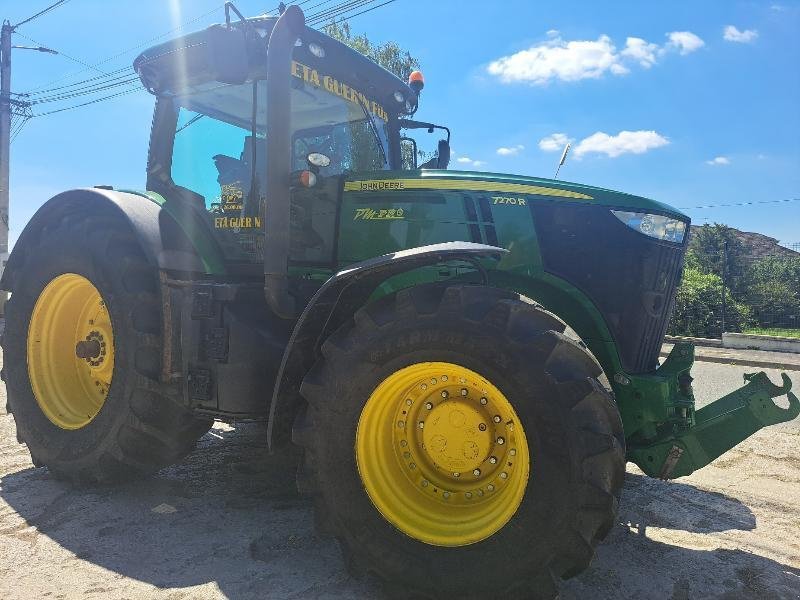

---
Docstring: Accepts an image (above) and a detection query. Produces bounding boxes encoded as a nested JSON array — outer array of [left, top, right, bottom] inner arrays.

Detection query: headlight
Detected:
[[611, 210, 687, 243]]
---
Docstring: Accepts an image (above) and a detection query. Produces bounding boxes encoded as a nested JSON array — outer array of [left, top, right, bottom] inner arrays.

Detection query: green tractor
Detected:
[[2, 4, 797, 598]]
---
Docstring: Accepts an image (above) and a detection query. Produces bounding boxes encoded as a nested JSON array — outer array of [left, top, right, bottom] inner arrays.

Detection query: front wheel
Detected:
[[297, 285, 625, 599]]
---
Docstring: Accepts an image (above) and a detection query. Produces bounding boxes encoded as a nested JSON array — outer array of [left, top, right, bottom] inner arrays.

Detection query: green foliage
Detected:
[[323, 20, 420, 80], [686, 223, 750, 295], [746, 256, 800, 329], [671, 224, 800, 337], [668, 267, 751, 337]]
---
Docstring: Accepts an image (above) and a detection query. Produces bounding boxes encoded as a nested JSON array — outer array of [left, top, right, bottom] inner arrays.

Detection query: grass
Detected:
[[741, 327, 800, 339]]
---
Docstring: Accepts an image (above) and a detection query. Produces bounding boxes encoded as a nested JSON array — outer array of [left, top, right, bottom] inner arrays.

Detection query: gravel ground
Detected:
[[1, 349, 799, 599]]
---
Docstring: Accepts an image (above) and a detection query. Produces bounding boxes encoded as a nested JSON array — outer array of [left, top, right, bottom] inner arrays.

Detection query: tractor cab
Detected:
[[134, 12, 445, 273]]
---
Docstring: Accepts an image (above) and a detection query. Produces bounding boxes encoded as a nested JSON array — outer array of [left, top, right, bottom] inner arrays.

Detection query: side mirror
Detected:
[[436, 139, 451, 169]]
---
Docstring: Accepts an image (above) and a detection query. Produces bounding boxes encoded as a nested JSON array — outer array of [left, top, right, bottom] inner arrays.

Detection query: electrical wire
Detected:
[[13, 31, 108, 76], [679, 198, 800, 210], [13, 0, 73, 29], [31, 87, 142, 117]]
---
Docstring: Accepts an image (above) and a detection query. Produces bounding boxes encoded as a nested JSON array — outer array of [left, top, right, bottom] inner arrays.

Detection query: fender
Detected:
[[1, 188, 219, 291], [266, 242, 508, 450]]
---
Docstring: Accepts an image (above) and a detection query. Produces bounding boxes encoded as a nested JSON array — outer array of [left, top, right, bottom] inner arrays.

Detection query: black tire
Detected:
[[1, 210, 212, 482], [296, 284, 625, 599]]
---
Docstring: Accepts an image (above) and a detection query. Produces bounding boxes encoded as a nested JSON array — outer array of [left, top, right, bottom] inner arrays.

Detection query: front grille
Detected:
[[532, 203, 687, 374]]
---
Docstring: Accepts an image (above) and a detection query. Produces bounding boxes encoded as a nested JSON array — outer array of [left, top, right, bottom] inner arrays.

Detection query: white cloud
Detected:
[[574, 130, 669, 158], [496, 144, 525, 156], [538, 133, 573, 152], [723, 25, 758, 43], [621, 37, 659, 68], [705, 156, 730, 166], [665, 31, 705, 55], [487, 30, 704, 85], [487, 35, 627, 85], [456, 156, 486, 168]]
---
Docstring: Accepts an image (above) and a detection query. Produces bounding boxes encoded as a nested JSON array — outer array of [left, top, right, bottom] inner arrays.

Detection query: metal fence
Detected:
[[666, 236, 800, 339]]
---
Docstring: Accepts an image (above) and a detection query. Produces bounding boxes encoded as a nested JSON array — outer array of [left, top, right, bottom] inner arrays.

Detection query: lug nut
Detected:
[[403, 452, 411, 459], [453, 472, 460, 478], [441, 391, 448, 399], [479, 423, 487, 431], [421, 384, 427, 390], [406, 399, 413, 406], [500, 472, 508, 479], [473, 469, 481, 477], [489, 456, 498, 464], [465, 492, 472, 499], [496, 436, 505, 445], [422, 480, 429, 487], [425, 402, 433, 410], [460, 388, 468, 396], [409, 463, 416, 469], [480, 397, 488, 405], [397, 420, 405, 428], [400, 440, 408, 447], [493, 415, 501, 423], [418, 421, 425, 429], [443, 491, 450, 499], [487, 484, 495, 492], [442, 375, 448, 381], [431, 378, 437, 384], [510, 448, 517, 456], [477, 489, 484, 496]]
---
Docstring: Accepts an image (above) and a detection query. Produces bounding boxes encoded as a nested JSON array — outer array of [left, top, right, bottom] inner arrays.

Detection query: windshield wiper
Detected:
[[356, 96, 388, 168]]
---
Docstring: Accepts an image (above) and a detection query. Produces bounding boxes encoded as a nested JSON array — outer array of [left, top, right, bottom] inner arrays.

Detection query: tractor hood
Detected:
[[343, 169, 689, 219]]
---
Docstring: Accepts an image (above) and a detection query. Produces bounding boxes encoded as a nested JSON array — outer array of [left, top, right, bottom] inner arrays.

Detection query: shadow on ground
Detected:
[[1, 425, 798, 599]]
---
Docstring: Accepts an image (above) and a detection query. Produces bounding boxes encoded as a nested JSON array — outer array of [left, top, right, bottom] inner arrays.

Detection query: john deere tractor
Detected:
[[2, 4, 797, 598]]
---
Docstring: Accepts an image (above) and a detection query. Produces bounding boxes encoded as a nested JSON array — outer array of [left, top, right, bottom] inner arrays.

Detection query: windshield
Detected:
[[171, 77, 389, 210]]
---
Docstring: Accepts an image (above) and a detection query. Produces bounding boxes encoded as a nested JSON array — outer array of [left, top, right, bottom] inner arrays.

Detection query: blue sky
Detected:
[[5, 0, 799, 249]]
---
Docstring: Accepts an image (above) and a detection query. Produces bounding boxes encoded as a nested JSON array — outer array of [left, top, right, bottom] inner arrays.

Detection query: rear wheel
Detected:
[[1, 211, 212, 482], [297, 284, 625, 599]]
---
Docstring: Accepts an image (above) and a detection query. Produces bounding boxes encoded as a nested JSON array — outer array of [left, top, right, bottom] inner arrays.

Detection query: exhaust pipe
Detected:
[[263, 5, 305, 319]]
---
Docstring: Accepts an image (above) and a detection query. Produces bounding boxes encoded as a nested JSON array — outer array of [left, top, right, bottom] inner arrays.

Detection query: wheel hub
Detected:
[[27, 273, 115, 430], [356, 362, 530, 547], [422, 400, 491, 474]]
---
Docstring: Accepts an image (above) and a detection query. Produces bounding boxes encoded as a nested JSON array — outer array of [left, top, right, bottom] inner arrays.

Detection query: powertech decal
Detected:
[[353, 207, 405, 220], [343, 179, 594, 200], [291, 61, 388, 121]]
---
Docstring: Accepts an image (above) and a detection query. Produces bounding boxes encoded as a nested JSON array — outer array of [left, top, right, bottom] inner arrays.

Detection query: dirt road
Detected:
[[1, 351, 799, 599]]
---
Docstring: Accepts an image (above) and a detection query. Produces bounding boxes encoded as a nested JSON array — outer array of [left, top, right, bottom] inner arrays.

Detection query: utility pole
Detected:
[[0, 20, 12, 316], [0, 20, 57, 316]]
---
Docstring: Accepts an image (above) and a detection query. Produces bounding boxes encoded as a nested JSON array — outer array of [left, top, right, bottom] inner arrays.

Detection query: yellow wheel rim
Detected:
[[27, 273, 115, 430], [356, 362, 530, 547]]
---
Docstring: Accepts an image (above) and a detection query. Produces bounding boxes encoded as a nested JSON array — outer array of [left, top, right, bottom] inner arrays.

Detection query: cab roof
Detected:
[[132, 15, 416, 114]]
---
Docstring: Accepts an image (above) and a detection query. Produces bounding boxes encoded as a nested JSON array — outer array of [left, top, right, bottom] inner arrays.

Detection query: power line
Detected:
[[679, 198, 800, 210], [13, 0, 73, 29], [21, 3, 229, 94], [13, 31, 107, 75], [31, 86, 142, 117]]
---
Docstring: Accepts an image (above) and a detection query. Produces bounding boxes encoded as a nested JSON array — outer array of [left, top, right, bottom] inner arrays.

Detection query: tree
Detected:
[[324, 20, 429, 169], [686, 223, 751, 296], [323, 20, 420, 80], [668, 266, 751, 337]]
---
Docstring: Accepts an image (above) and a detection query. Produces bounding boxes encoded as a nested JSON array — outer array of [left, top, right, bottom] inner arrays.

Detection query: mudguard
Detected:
[[266, 242, 508, 450], [1, 188, 210, 291]]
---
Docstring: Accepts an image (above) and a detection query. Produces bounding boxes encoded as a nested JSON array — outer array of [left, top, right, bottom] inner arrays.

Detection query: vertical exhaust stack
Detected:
[[263, 5, 305, 319]]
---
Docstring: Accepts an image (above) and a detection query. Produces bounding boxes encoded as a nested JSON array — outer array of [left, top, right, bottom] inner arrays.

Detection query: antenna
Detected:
[[554, 142, 570, 180]]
